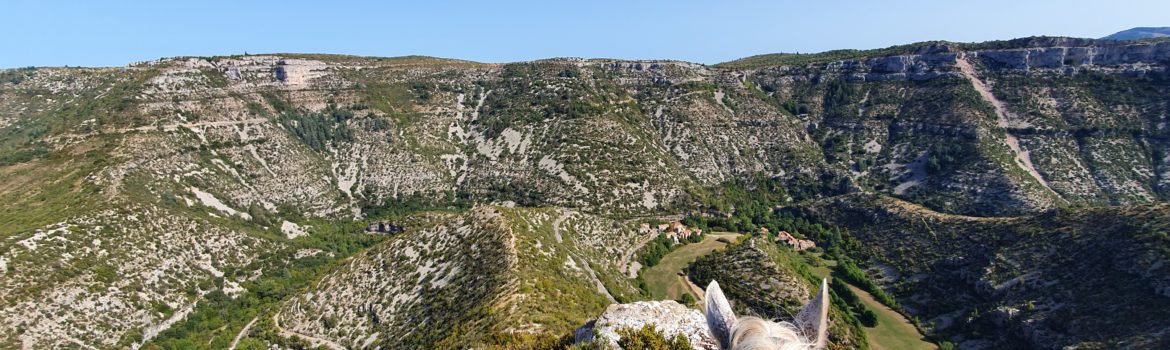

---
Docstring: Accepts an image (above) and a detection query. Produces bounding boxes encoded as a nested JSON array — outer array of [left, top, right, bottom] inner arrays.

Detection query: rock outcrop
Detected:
[[575, 301, 719, 350]]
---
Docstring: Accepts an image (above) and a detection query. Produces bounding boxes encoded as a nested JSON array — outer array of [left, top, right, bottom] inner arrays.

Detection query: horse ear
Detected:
[[705, 280, 737, 348], [795, 278, 830, 349]]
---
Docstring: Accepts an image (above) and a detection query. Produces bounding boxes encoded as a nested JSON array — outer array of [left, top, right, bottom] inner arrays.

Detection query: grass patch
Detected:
[[642, 233, 739, 301], [808, 254, 936, 350]]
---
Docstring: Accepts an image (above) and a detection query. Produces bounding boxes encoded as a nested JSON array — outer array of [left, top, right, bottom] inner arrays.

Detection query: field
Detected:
[[643, 233, 741, 301], [809, 255, 935, 350]]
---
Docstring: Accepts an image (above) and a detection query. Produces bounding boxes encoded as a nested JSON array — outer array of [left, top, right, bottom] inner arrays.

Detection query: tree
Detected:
[[858, 308, 879, 327]]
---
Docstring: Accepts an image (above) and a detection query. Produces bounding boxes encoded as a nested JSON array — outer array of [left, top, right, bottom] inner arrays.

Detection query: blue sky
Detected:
[[4, 0, 1168, 68]]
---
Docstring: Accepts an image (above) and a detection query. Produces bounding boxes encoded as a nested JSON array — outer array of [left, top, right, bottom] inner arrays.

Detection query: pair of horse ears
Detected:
[[704, 279, 829, 349]]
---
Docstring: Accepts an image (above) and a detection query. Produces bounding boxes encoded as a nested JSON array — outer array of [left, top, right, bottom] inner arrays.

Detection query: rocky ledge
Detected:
[[575, 301, 719, 350]]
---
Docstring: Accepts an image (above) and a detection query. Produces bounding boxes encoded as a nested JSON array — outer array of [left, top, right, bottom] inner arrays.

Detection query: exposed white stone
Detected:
[[580, 301, 718, 350], [281, 220, 310, 239], [189, 187, 252, 220]]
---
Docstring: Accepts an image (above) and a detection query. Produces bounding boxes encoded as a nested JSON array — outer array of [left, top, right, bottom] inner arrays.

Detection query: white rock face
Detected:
[[579, 301, 719, 350], [273, 58, 329, 87], [189, 187, 252, 220], [281, 220, 309, 239]]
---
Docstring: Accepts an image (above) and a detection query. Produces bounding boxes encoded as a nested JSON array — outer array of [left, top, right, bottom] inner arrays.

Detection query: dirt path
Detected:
[[574, 255, 617, 303], [133, 300, 200, 349], [955, 56, 1060, 199], [227, 316, 259, 350], [52, 118, 273, 143], [682, 274, 705, 302], [619, 232, 660, 277], [552, 208, 570, 243], [551, 209, 615, 302], [272, 310, 346, 350], [129, 118, 270, 132]]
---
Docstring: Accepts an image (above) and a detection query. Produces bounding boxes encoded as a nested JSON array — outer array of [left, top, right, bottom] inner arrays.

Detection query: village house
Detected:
[[640, 221, 702, 243], [366, 221, 404, 234], [663, 222, 701, 243], [775, 230, 816, 251]]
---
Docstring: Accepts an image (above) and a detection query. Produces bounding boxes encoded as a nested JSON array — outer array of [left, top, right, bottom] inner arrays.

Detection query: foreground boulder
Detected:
[[576, 301, 719, 350]]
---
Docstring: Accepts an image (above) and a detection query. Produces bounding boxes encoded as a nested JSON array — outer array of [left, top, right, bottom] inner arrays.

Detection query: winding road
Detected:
[[272, 310, 346, 350], [619, 232, 661, 278], [226, 316, 259, 350], [551, 208, 617, 302]]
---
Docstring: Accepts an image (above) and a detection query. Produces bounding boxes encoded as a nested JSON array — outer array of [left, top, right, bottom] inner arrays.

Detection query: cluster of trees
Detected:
[[409, 82, 432, 101], [688, 173, 852, 236], [822, 80, 862, 118], [830, 278, 880, 327], [635, 230, 702, 268], [686, 177, 861, 255], [556, 68, 581, 78], [474, 181, 549, 208], [835, 258, 899, 310], [781, 98, 811, 115], [925, 141, 978, 175], [0, 141, 47, 166], [691, 175, 788, 231], [259, 92, 293, 114], [717, 44, 928, 69], [364, 191, 470, 220], [474, 73, 614, 139], [0, 67, 34, 84], [277, 105, 355, 152]]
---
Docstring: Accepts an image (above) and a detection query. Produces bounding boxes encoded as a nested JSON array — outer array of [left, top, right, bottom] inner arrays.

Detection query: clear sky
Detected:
[[4, 0, 1168, 68]]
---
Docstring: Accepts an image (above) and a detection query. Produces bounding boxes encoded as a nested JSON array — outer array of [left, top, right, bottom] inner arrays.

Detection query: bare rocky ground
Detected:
[[578, 300, 719, 349]]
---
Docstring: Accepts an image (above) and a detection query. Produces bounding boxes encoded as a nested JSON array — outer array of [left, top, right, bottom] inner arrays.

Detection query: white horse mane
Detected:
[[704, 279, 830, 350]]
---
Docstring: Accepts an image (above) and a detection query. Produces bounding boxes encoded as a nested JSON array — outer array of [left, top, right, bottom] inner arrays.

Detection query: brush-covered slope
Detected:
[[687, 235, 868, 350], [0, 36, 1169, 348], [799, 194, 1170, 349], [271, 206, 642, 349]]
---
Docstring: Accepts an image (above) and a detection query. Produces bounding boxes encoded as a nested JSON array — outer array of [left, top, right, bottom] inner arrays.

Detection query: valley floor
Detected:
[[643, 233, 741, 301], [810, 255, 935, 350]]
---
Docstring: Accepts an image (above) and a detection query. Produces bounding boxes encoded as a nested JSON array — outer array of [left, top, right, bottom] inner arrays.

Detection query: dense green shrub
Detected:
[[635, 234, 676, 267], [835, 260, 898, 309], [926, 142, 978, 175], [858, 308, 879, 327], [0, 67, 34, 84]]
